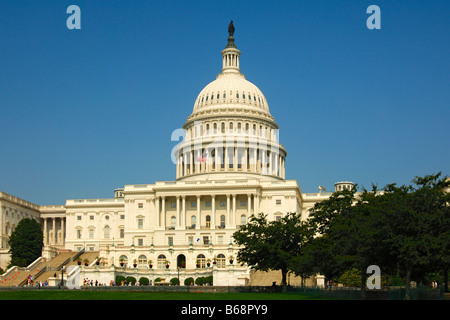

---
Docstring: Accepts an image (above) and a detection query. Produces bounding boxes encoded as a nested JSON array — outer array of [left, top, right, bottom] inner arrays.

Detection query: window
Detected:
[[171, 216, 176, 229], [90, 215, 94, 220], [77, 229, 82, 239], [77, 216, 82, 221], [217, 254, 226, 268], [138, 203, 143, 209], [203, 236, 210, 245], [220, 215, 225, 228], [275, 216, 282, 222], [137, 218, 143, 229], [197, 254, 206, 268], [137, 238, 143, 246], [138, 255, 147, 268], [190, 216, 196, 229], [119, 228, 124, 238], [120, 215, 125, 220], [191, 202, 196, 208], [276, 199, 282, 205], [119, 255, 128, 267], [188, 236, 194, 245], [241, 214, 246, 225], [171, 202, 176, 208], [168, 236, 173, 246], [157, 255, 166, 269], [206, 215, 211, 229], [205, 201, 211, 207], [89, 229, 94, 239], [241, 201, 246, 207], [218, 235, 224, 244], [220, 201, 226, 207], [104, 225, 110, 239]]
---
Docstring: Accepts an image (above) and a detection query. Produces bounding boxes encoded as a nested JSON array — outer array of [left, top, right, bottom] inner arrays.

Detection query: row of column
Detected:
[[154, 193, 259, 229], [42, 217, 65, 246], [176, 146, 285, 179]]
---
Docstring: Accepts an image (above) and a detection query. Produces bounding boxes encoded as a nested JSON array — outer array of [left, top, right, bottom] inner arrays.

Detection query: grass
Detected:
[[0, 290, 325, 300]]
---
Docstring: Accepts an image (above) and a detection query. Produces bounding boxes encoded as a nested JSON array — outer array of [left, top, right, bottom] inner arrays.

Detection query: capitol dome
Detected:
[[175, 22, 287, 182]]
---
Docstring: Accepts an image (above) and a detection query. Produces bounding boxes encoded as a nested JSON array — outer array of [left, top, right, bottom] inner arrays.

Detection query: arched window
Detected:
[[190, 215, 196, 229], [220, 215, 226, 228], [138, 255, 147, 268], [197, 254, 206, 269], [241, 214, 246, 225], [171, 216, 176, 229], [119, 255, 128, 267], [104, 225, 110, 239], [217, 254, 226, 268], [206, 215, 211, 229], [157, 255, 166, 269]]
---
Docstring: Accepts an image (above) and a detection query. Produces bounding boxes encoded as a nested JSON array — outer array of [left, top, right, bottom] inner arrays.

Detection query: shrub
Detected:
[[205, 276, 213, 285], [116, 275, 125, 285], [154, 277, 162, 283], [338, 268, 362, 287], [184, 277, 194, 286], [195, 277, 205, 286], [139, 277, 150, 286], [125, 276, 136, 285], [170, 277, 179, 286]]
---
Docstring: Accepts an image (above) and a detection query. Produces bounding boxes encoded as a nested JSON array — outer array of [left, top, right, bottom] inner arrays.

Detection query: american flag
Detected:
[[197, 155, 207, 162]]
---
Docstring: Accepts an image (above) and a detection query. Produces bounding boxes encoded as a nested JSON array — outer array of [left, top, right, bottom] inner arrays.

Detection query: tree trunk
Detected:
[[281, 268, 287, 292], [405, 267, 412, 300], [444, 266, 448, 293], [360, 268, 367, 300]]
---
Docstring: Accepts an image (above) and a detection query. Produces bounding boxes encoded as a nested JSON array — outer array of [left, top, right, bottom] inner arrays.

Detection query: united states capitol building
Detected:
[[0, 24, 354, 287]]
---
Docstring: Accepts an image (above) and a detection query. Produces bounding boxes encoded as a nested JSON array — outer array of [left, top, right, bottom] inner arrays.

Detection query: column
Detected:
[[232, 194, 236, 226], [255, 194, 260, 214], [61, 217, 65, 244], [247, 194, 252, 216], [225, 146, 229, 171], [182, 196, 186, 228], [233, 146, 237, 171], [44, 218, 48, 245], [211, 195, 216, 229], [52, 218, 56, 245], [197, 196, 201, 228], [161, 197, 166, 229], [226, 194, 231, 226], [155, 197, 160, 227], [176, 196, 181, 227]]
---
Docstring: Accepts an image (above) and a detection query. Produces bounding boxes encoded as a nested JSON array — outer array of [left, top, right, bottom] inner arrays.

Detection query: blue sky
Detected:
[[0, 0, 449, 205]]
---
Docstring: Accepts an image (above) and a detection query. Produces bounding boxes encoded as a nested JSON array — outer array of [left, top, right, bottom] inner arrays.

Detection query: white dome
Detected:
[[193, 72, 270, 113]]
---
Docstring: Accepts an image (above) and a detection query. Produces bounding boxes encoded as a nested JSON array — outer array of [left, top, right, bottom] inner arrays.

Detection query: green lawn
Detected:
[[0, 290, 325, 300]]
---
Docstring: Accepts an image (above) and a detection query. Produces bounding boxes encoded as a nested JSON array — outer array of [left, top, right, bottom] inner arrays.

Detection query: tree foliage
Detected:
[[8, 218, 43, 268]]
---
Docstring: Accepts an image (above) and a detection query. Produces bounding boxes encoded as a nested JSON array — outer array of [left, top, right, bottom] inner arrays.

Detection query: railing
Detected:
[[72, 248, 85, 262]]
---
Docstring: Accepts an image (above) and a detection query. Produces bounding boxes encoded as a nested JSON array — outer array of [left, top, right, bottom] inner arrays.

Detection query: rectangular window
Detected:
[[138, 203, 143, 208], [218, 236, 223, 245], [241, 201, 247, 206], [168, 237, 173, 246], [191, 202, 197, 207], [90, 215, 94, 220], [220, 201, 226, 207], [188, 236, 194, 245], [138, 238, 143, 246], [120, 228, 124, 238], [77, 230, 82, 239], [89, 229, 94, 239], [137, 218, 143, 229], [203, 236, 210, 245], [276, 199, 282, 205], [171, 202, 176, 208], [205, 201, 211, 207], [77, 216, 82, 221], [120, 214, 125, 220]]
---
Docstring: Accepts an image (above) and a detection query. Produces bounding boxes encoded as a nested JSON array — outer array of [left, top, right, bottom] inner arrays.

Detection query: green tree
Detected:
[[8, 218, 43, 268], [233, 212, 312, 287]]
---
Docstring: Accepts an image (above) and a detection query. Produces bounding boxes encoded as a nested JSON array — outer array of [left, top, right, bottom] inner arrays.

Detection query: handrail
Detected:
[[72, 248, 85, 262]]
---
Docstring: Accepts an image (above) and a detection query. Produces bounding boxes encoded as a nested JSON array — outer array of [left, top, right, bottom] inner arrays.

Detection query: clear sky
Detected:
[[0, 0, 449, 205]]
